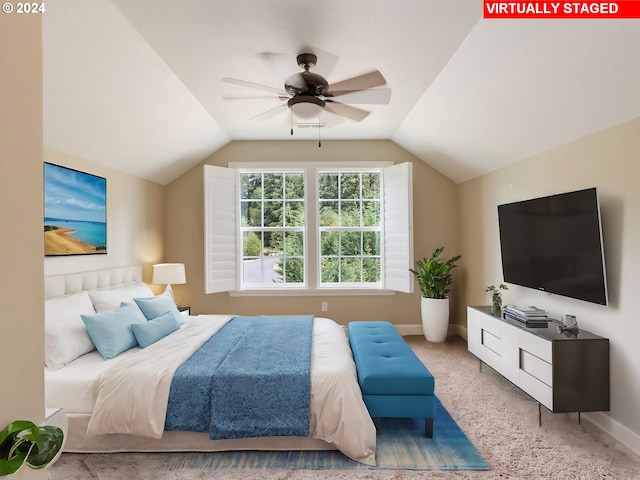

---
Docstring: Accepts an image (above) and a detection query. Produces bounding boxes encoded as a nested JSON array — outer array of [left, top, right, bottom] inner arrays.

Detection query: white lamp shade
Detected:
[[152, 263, 186, 285], [291, 101, 323, 121]]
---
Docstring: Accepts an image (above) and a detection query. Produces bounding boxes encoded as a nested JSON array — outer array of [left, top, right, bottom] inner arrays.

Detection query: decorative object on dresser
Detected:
[[502, 304, 549, 326], [485, 283, 508, 314], [152, 262, 186, 301], [410, 247, 461, 342], [467, 306, 609, 425], [559, 314, 579, 332]]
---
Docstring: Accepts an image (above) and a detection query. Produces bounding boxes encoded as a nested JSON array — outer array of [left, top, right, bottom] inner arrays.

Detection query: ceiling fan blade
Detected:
[[286, 72, 308, 92], [250, 104, 287, 121], [259, 48, 339, 77], [303, 47, 338, 78], [222, 94, 289, 101], [222, 77, 288, 96], [295, 114, 345, 130], [328, 70, 387, 93], [324, 102, 370, 122], [258, 52, 297, 77], [320, 110, 345, 128], [325, 88, 391, 105]]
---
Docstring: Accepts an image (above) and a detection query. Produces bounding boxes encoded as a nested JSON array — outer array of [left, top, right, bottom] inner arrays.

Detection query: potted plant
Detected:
[[410, 246, 461, 342], [0, 420, 64, 476], [486, 283, 508, 315]]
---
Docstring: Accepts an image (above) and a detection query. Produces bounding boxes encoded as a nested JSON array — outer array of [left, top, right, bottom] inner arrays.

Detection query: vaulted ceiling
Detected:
[[43, 0, 640, 185]]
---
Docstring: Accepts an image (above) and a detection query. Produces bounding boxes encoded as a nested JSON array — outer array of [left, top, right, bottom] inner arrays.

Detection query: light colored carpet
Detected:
[[49, 336, 640, 480]]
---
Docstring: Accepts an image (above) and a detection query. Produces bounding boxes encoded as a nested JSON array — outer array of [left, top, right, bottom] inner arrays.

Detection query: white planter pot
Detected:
[[421, 297, 450, 342]]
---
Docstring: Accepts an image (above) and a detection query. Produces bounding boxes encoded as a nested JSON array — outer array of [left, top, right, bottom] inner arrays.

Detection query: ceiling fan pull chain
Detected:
[[290, 109, 293, 136], [318, 114, 321, 148]]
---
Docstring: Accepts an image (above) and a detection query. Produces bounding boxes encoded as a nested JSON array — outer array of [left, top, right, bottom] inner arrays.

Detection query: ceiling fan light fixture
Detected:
[[288, 95, 325, 120]]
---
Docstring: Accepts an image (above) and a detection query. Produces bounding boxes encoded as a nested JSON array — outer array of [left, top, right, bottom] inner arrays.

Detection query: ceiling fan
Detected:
[[222, 53, 392, 126]]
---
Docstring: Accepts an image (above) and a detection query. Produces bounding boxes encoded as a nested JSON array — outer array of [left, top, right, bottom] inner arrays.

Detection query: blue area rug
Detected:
[[168, 399, 489, 471]]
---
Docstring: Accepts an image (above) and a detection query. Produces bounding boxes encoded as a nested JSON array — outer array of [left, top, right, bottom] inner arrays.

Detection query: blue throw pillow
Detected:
[[131, 311, 180, 348], [134, 293, 184, 325], [81, 303, 144, 360]]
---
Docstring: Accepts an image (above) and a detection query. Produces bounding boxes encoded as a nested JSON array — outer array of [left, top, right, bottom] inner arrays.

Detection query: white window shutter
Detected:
[[383, 162, 414, 293], [204, 165, 237, 294]]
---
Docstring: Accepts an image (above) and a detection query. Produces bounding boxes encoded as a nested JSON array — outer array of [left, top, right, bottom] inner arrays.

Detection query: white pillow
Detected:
[[89, 282, 154, 312], [44, 291, 96, 370], [45, 290, 95, 321]]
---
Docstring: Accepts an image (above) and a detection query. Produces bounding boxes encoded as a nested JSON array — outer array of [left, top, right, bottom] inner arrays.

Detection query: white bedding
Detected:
[[45, 314, 376, 465]]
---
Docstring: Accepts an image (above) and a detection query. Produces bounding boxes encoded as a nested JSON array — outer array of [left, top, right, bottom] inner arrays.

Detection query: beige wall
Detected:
[[165, 140, 461, 327], [43, 148, 165, 283], [458, 117, 640, 449], [7, 11, 637, 465], [0, 13, 45, 480]]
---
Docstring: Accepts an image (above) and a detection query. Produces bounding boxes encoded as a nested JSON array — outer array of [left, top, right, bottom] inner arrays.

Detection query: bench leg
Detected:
[[425, 418, 433, 438]]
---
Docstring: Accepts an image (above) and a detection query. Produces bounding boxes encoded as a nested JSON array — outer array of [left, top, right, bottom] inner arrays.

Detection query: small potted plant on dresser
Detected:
[[0, 420, 64, 476], [410, 247, 461, 342], [486, 283, 508, 315]]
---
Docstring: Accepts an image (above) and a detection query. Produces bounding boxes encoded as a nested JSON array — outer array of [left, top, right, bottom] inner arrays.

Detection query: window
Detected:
[[240, 171, 305, 286], [318, 171, 382, 286], [204, 162, 413, 295]]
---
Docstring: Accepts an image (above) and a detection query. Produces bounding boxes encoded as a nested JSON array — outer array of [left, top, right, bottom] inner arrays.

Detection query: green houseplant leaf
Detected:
[[410, 247, 462, 299], [486, 283, 508, 313], [0, 420, 64, 476]]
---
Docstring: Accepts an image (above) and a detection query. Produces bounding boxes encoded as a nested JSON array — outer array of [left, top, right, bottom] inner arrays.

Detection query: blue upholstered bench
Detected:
[[347, 321, 435, 437]]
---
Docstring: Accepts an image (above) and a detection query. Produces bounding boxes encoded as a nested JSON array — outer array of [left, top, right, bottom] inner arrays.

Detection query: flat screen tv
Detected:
[[497, 187, 608, 305]]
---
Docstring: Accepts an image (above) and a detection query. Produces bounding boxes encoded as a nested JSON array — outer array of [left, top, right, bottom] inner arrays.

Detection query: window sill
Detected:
[[228, 288, 397, 297]]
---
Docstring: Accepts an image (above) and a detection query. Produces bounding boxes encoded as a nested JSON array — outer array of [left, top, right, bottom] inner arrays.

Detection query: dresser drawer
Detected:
[[519, 369, 553, 410], [520, 349, 552, 387], [519, 329, 552, 363], [468, 307, 502, 368], [481, 314, 501, 339]]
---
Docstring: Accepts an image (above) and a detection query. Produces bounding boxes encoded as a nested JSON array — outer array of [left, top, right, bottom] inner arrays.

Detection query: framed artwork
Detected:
[[44, 162, 107, 256]]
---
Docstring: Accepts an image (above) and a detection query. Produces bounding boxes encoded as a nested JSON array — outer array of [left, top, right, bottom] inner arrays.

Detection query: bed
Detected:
[[44, 266, 376, 465]]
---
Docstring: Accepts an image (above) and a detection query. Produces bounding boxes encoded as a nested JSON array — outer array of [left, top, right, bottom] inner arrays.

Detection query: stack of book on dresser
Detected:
[[502, 305, 549, 325]]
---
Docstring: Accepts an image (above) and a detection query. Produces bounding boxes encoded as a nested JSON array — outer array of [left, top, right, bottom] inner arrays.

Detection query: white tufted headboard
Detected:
[[44, 265, 143, 299]]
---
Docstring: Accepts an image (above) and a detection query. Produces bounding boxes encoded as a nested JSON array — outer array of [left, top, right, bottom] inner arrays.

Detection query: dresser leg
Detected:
[[538, 402, 542, 427]]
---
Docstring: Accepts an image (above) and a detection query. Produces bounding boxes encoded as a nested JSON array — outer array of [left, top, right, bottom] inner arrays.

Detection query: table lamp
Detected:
[[152, 263, 186, 302]]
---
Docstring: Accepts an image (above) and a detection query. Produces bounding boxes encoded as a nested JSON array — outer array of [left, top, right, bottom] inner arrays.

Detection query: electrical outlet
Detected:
[[321, 301, 328, 312]]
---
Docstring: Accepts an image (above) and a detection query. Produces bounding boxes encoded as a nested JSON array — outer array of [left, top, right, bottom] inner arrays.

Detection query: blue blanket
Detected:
[[165, 315, 314, 439]]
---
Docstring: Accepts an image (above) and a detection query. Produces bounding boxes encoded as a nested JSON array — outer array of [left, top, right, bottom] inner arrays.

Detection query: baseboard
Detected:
[[583, 411, 640, 457], [450, 324, 468, 341], [394, 324, 423, 336], [394, 324, 468, 340]]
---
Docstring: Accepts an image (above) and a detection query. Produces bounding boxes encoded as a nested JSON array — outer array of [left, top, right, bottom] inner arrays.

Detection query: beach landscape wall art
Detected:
[[44, 162, 107, 256]]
